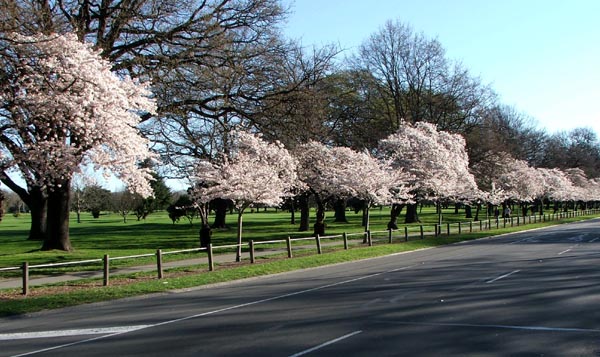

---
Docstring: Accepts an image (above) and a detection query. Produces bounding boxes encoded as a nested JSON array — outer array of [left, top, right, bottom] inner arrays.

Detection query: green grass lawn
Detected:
[[0, 205, 577, 268], [0, 206, 396, 267]]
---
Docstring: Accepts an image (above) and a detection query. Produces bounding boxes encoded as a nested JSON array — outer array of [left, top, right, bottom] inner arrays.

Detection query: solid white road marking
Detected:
[[288, 330, 363, 357], [0, 326, 152, 340], [486, 270, 520, 284], [558, 248, 572, 255]]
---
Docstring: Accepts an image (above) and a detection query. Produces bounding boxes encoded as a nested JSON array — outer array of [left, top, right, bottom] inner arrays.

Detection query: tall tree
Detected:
[[0, 33, 155, 250], [1, 0, 320, 234], [379, 121, 478, 225], [540, 128, 600, 178], [192, 130, 297, 261], [353, 19, 492, 134]]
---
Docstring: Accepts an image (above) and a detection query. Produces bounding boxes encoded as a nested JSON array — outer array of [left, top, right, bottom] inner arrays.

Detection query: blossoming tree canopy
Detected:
[[193, 130, 297, 261], [194, 130, 298, 209], [379, 121, 477, 201], [0, 33, 157, 250], [0, 33, 157, 196], [295, 141, 411, 233]]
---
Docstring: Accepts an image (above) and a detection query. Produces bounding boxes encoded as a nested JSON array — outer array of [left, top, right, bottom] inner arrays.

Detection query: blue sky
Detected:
[[283, 0, 600, 136]]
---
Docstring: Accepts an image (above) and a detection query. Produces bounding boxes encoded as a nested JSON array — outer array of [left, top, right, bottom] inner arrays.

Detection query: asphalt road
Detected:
[[2, 219, 600, 356]]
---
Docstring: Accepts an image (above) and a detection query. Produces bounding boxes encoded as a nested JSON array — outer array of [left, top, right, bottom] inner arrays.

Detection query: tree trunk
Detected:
[[0, 176, 48, 240], [521, 203, 528, 217], [474, 203, 481, 221], [387, 203, 404, 229], [364, 205, 371, 232], [299, 193, 310, 232], [333, 198, 348, 223], [211, 198, 229, 228], [465, 205, 473, 219], [313, 195, 326, 237], [404, 203, 420, 223], [288, 198, 296, 225], [42, 182, 72, 251], [27, 187, 48, 241], [199, 224, 212, 248]]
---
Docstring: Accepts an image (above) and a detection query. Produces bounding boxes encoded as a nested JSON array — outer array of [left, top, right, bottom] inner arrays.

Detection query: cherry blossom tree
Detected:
[[379, 121, 478, 226], [537, 167, 575, 213], [192, 130, 297, 261], [295, 141, 411, 235], [0, 33, 156, 251], [493, 157, 544, 217], [337, 149, 411, 232], [564, 168, 592, 210]]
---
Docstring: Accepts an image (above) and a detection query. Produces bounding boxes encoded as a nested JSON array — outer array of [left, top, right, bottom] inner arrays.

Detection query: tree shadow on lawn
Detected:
[[69, 222, 200, 250]]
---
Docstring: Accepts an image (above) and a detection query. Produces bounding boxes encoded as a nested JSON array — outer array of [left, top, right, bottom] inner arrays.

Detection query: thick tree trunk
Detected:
[[333, 198, 348, 223], [404, 203, 420, 223], [27, 188, 48, 241], [465, 205, 473, 219], [42, 182, 72, 251], [299, 193, 310, 232], [387, 203, 404, 230], [211, 198, 229, 228], [1, 176, 48, 240]]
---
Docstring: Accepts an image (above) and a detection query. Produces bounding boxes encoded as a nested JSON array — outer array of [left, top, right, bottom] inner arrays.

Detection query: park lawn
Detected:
[[0, 205, 472, 268]]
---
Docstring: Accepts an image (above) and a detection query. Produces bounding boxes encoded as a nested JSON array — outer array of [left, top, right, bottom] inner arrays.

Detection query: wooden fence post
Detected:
[[420, 225, 424, 239], [207, 244, 214, 271], [388, 229, 393, 244], [315, 234, 322, 254], [249, 240, 255, 263], [447, 223, 451, 236], [367, 230, 372, 246], [286, 236, 293, 258], [22, 262, 28, 296], [343, 232, 348, 250], [156, 249, 163, 279], [103, 254, 110, 286], [404, 226, 409, 242]]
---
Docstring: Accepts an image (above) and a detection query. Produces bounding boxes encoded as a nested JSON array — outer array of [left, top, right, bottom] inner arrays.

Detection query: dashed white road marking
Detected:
[[486, 270, 520, 284], [288, 330, 362, 357]]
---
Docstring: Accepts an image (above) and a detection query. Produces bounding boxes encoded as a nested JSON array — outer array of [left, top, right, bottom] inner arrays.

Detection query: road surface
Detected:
[[1, 219, 600, 356]]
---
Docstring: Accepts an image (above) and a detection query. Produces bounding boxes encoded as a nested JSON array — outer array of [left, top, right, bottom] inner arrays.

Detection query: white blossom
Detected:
[[379, 121, 478, 202], [0, 33, 157, 196]]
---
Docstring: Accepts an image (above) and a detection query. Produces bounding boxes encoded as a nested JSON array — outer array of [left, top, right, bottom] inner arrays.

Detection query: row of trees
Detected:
[[189, 126, 600, 261], [1, 0, 599, 252]]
